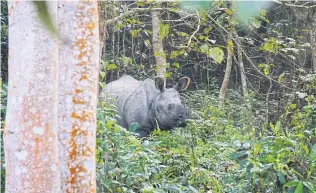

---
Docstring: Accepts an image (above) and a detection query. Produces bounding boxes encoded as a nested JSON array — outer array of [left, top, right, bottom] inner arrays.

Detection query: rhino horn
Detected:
[[174, 77, 190, 91]]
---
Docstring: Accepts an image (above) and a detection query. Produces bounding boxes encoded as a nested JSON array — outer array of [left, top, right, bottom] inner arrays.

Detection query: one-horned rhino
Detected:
[[100, 75, 190, 137]]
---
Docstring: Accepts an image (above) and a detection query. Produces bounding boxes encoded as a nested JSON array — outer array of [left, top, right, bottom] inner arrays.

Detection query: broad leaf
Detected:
[[310, 144, 316, 162], [106, 64, 118, 71], [128, 122, 139, 132], [294, 182, 303, 193], [284, 180, 300, 187], [159, 23, 169, 39], [200, 44, 209, 54], [208, 47, 224, 63], [303, 181, 316, 192]]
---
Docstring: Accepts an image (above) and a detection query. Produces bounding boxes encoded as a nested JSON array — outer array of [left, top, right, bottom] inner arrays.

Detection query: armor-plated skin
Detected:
[[101, 75, 190, 137]]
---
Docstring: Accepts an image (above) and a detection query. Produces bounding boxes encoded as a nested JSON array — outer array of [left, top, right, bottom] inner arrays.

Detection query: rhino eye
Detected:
[[168, 104, 172, 110]]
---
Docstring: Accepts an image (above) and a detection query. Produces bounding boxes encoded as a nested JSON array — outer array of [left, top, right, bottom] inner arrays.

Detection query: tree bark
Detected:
[[151, 10, 167, 80], [4, 1, 100, 192], [310, 27, 316, 72], [234, 32, 248, 99], [219, 36, 234, 106], [57, 1, 99, 193], [4, 1, 60, 192]]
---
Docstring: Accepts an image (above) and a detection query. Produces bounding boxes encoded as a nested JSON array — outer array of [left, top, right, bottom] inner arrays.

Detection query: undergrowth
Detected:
[[95, 89, 316, 193]]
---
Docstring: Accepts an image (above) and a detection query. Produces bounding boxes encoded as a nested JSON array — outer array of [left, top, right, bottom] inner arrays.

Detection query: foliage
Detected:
[[96, 86, 316, 192], [1, 0, 8, 83], [2, 0, 316, 192], [0, 82, 7, 190]]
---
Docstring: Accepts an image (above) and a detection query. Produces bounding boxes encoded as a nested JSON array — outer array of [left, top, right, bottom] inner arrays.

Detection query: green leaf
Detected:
[[250, 167, 261, 173], [159, 23, 169, 39], [260, 9, 267, 17], [278, 171, 286, 184], [200, 44, 209, 53], [203, 27, 213, 34], [32, 1, 58, 36], [302, 144, 309, 156], [99, 82, 105, 89], [259, 37, 280, 54], [100, 71, 105, 79], [188, 185, 198, 193], [253, 143, 261, 155], [224, 9, 233, 15], [278, 72, 285, 83], [131, 29, 140, 38], [173, 62, 180, 69], [303, 181, 316, 192], [170, 50, 185, 59], [252, 19, 262, 29], [208, 47, 224, 63], [294, 182, 303, 193], [274, 121, 281, 133], [258, 63, 266, 68], [263, 66, 270, 76], [284, 180, 300, 187], [106, 64, 118, 71], [310, 144, 316, 162], [164, 72, 172, 78], [128, 122, 139, 132]]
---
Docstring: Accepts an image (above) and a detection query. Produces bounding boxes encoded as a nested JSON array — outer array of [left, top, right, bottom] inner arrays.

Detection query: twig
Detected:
[[273, 0, 316, 8]]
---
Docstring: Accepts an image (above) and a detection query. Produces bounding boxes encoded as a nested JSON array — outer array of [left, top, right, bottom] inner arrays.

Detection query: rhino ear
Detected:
[[174, 77, 190, 91], [155, 77, 165, 92]]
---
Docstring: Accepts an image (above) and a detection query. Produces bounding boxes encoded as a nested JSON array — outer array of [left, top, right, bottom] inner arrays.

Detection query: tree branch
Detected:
[[168, 9, 200, 50], [105, 7, 165, 25], [272, 0, 316, 8]]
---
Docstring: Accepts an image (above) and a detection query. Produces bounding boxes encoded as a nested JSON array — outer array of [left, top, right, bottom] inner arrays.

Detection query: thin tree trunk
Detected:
[[219, 36, 234, 106], [151, 10, 167, 80], [233, 30, 250, 106], [4, 1, 60, 192], [236, 42, 248, 98], [57, 1, 100, 192], [310, 27, 316, 72]]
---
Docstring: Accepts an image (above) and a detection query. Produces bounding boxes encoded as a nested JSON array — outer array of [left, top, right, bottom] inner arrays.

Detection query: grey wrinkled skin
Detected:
[[100, 75, 190, 138]]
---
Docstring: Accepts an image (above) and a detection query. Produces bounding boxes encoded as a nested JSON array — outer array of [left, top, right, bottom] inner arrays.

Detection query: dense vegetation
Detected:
[[1, 0, 316, 192]]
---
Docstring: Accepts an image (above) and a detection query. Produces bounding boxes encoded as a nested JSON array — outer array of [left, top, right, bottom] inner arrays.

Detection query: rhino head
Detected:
[[151, 77, 190, 130]]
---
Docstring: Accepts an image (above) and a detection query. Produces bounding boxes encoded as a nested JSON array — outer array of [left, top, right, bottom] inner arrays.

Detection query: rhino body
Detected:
[[101, 75, 190, 137]]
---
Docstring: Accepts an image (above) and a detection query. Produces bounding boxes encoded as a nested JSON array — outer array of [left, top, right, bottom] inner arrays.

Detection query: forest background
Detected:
[[1, 1, 316, 192]]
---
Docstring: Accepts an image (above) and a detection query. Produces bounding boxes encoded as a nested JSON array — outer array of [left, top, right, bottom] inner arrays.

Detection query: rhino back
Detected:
[[101, 75, 138, 102], [123, 79, 160, 132], [101, 75, 140, 127]]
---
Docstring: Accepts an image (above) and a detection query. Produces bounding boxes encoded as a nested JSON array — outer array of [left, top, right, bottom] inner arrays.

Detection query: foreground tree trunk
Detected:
[[57, 1, 99, 192], [4, 1, 100, 192], [4, 1, 60, 192], [151, 10, 167, 80]]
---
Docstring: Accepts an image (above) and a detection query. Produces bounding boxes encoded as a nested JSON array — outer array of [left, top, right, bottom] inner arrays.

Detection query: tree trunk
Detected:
[[219, 37, 234, 106], [4, 1, 100, 192], [310, 26, 316, 72], [151, 10, 167, 80], [57, 1, 99, 192], [234, 32, 248, 99], [4, 1, 60, 192]]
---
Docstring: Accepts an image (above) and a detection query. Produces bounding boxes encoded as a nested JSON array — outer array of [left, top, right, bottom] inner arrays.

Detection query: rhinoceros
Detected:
[[100, 75, 190, 137]]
